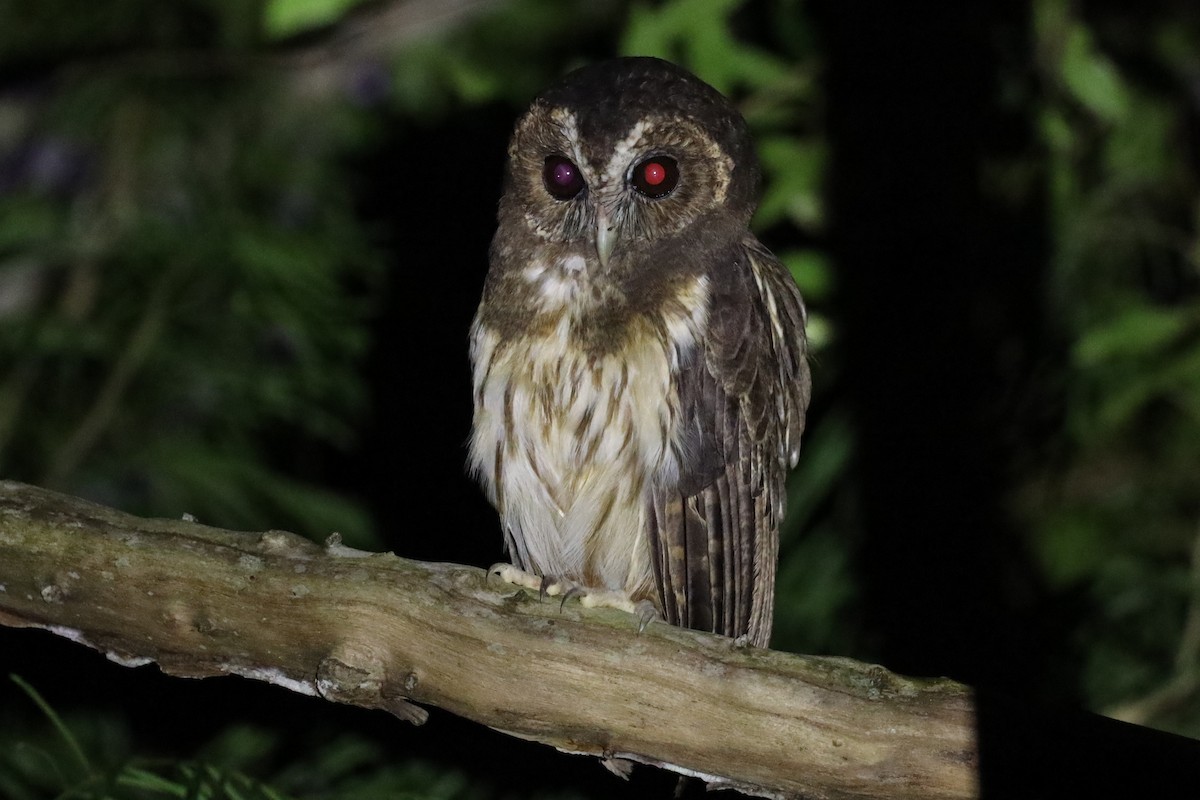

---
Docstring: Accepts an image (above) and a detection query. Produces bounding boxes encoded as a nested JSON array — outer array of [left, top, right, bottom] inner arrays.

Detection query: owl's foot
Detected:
[[488, 563, 564, 598], [487, 563, 660, 631], [559, 585, 660, 632], [488, 563, 525, 588]]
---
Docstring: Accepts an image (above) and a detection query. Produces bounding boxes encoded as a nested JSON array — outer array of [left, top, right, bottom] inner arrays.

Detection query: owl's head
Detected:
[[499, 57, 759, 269]]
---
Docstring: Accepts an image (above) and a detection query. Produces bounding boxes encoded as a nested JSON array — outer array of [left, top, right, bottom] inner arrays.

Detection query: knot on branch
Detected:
[[316, 646, 427, 725]]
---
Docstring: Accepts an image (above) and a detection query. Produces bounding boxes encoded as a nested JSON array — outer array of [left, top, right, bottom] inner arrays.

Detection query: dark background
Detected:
[[3, 0, 1200, 797]]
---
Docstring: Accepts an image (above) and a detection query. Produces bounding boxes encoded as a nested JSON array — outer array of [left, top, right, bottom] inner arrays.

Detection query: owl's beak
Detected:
[[594, 211, 616, 268]]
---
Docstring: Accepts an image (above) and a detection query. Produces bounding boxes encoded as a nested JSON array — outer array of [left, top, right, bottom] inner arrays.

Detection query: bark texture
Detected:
[[0, 481, 978, 799]]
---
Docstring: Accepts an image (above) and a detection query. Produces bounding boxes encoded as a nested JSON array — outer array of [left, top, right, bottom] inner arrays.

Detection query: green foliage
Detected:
[[622, 0, 791, 94], [5, 0, 1200, 789], [0, 8, 380, 546], [0, 0, 856, 794], [265, 0, 369, 39], [385, 0, 625, 117], [1058, 24, 1130, 123], [1, 675, 502, 800], [3, 675, 291, 799], [620, 0, 824, 237], [1016, 0, 1200, 734], [756, 137, 825, 231], [774, 411, 859, 654]]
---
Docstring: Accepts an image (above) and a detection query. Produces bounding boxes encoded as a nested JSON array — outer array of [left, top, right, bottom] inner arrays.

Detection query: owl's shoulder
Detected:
[[686, 234, 809, 453]]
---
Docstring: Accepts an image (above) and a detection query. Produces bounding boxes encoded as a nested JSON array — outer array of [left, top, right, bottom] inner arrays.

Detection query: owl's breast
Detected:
[[469, 271, 710, 591]]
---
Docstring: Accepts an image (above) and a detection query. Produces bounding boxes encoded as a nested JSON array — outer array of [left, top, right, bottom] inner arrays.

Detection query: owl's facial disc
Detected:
[[539, 149, 616, 265], [591, 151, 682, 267], [507, 105, 734, 273]]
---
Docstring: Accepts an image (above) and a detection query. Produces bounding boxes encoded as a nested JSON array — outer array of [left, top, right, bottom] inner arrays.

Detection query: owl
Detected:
[[469, 56, 810, 647]]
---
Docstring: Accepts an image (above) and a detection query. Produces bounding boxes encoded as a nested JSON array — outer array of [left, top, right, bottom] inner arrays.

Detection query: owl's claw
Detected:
[[488, 562, 545, 593], [633, 600, 661, 633], [534, 574, 580, 603], [487, 563, 661, 631], [488, 563, 575, 603], [558, 584, 586, 612], [570, 590, 661, 633]]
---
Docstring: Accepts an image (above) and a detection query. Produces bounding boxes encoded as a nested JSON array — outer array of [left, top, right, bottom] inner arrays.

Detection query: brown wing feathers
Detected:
[[648, 239, 809, 646]]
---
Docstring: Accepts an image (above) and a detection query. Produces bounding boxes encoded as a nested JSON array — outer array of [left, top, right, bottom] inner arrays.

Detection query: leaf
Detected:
[[1031, 513, 1110, 588], [756, 137, 825, 230], [1073, 303, 1190, 367], [8, 675, 91, 779], [139, 441, 379, 550], [1102, 94, 1176, 183], [620, 0, 788, 94], [1060, 24, 1130, 122], [781, 410, 853, 540], [263, 0, 366, 39], [0, 198, 60, 250], [780, 249, 831, 302]]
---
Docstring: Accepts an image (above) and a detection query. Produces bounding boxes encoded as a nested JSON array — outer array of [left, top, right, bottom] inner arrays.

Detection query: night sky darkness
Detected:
[[4, 4, 1200, 797]]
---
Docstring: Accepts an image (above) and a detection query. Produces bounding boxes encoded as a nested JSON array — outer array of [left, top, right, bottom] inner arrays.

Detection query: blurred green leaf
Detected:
[[0, 199, 59, 250], [621, 0, 789, 94], [263, 0, 365, 39], [1074, 304, 1191, 367], [131, 440, 377, 548], [781, 411, 853, 541], [1039, 108, 1075, 154], [1060, 24, 1130, 122], [781, 249, 831, 303], [757, 137, 825, 230], [1103, 94, 1175, 183], [1032, 513, 1111, 587], [1019, 0, 1200, 735], [774, 523, 858, 654]]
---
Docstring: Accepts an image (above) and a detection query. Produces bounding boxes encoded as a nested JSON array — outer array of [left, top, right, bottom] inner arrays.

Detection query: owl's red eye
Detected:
[[543, 155, 584, 200], [631, 156, 678, 198]]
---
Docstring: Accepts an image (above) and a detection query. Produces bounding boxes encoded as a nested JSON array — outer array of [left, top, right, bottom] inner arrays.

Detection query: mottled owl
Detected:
[[469, 56, 810, 647]]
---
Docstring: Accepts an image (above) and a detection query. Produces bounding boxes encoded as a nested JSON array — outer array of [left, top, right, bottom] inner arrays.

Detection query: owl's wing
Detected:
[[647, 236, 811, 646]]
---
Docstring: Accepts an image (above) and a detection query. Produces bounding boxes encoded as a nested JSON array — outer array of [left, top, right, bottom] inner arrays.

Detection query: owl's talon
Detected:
[[634, 600, 661, 632], [488, 563, 548, 594], [558, 584, 586, 611]]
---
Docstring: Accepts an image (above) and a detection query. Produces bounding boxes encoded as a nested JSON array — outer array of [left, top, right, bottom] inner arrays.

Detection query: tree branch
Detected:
[[0, 481, 978, 800]]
